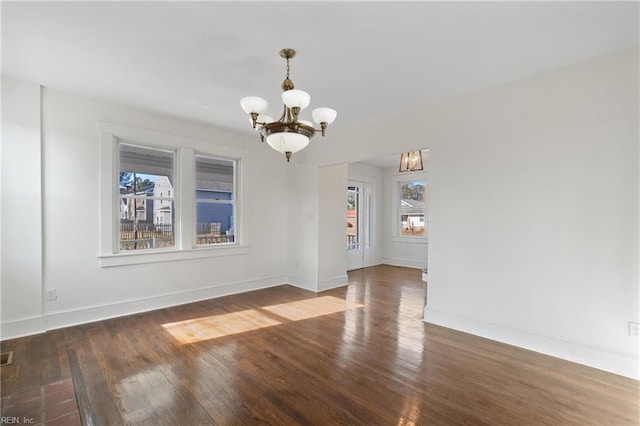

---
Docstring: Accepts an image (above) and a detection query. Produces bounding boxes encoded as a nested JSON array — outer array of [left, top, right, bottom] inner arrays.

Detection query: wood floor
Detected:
[[1, 265, 638, 425]]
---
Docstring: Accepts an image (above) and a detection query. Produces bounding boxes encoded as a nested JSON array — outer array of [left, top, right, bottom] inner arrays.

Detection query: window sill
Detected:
[[391, 237, 428, 244], [98, 244, 249, 267]]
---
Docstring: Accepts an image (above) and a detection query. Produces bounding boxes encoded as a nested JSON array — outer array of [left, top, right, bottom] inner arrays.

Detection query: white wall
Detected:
[[285, 149, 320, 291], [310, 47, 639, 378], [424, 48, 639, 378], [318, 163, 349, 290], [1, 82, 289, 338], [1, 78, 44, 337]]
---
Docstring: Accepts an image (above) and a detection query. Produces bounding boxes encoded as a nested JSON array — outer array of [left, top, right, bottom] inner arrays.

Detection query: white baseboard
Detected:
[[1, 276, 288, 340], [1, 315, 46, 340], [287, 275, 349, 292], [382, 257, 426, 269], [424, 307, 640, 380], [286, 275, 317, 292], [318, 275, 349, 292]]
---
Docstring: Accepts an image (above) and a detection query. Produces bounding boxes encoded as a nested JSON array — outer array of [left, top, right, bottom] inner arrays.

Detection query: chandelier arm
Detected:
[[277, 105, 287, 122], [250, 112, 259, 128]]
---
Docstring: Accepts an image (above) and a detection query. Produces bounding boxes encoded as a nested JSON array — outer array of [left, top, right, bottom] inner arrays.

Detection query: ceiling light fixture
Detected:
[[399, 151, 424, 173], [240, 49, 337, 162]]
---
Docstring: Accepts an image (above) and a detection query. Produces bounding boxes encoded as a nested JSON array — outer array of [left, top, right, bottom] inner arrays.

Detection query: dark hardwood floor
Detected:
[[1, 265, 638, 425]]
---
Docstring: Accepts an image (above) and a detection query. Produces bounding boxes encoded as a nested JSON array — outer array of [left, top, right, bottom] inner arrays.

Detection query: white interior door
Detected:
[[346, 181, 373, 271]]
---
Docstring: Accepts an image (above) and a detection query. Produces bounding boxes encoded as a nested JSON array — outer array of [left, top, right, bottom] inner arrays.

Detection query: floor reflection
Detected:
[[117, 367, 175, 424], [162, 295, 364, 344]]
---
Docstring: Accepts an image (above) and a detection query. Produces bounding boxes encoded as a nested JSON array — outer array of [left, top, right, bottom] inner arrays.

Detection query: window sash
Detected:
[[195, 154, 237, 247], [116, 139, 177, 252]]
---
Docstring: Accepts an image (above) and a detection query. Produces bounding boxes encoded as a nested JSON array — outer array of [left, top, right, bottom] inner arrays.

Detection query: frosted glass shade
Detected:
[[282, 90, 310, 109], [240, 96, 268, 114], [266, 132, 310, 154], [312, 107, 337, 124]]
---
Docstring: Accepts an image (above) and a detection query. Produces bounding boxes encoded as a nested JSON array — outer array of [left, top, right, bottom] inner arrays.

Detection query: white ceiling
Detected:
[[2, 1, 639, 145]]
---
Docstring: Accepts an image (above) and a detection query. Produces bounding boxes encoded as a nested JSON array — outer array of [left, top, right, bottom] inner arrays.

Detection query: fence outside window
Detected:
[[119, 221, 233, 250]]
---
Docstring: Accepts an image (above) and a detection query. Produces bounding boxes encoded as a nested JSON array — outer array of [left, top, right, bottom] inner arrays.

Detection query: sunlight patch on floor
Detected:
[[162, 308, 282, 344], [162, 296, 364, 344], [262, 296, 364, 321]]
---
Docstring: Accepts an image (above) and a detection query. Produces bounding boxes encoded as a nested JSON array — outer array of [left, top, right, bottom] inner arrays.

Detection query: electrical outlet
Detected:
[[45, 289, 57, 301], [629, 322, 640, 337]]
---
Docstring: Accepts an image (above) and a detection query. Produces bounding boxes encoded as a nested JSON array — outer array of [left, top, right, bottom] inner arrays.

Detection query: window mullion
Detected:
[[179, 147, 195, 249]]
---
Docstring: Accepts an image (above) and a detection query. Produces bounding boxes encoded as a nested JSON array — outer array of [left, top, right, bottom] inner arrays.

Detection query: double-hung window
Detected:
[[392, 176, 427, 242], [399, 180, 426, 236], [99, 123, 247, 267]]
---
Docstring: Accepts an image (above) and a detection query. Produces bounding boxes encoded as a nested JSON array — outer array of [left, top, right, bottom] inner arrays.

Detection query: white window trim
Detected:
[[391, 172, 428, 244], [98, 122, 250, 267]]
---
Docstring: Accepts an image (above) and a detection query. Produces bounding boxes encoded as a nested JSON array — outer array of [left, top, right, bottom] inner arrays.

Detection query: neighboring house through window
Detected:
[[399, 180, 426, 237], [390, 177, 427, 242], [119, 142, 175, 251]]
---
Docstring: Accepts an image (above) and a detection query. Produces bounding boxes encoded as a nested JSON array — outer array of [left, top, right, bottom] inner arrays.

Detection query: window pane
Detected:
[[347, 186, 359, 250], [196, 202, 234, 245], [399, 181, 426, 236], [118, 142, 175, 251], [196, 155, 234, 196], [119, 200, 175, 250]]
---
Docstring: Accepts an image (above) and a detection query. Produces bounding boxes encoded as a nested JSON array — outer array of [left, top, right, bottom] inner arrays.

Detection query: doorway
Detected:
[[346, 180, 373, 271]]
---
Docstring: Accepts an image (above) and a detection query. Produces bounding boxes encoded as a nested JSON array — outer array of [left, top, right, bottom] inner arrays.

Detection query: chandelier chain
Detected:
[[286, 57, 290, 80]]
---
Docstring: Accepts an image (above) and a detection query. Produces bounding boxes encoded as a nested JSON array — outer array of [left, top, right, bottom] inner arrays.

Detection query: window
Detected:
[[118, 142, 175, 251], [398, 180, 426, 237], [195, 155, 236, 246], [346, 185, 359, 251], [99, 123, 248, 267]]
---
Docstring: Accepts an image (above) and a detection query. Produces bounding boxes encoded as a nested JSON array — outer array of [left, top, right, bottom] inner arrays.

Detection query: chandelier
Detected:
[[240, 49, 337, 162], [399, 151, 424, 173]]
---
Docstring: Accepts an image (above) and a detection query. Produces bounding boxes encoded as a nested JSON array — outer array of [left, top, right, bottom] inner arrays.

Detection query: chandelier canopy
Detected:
[[240, 49, 337, 162]]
